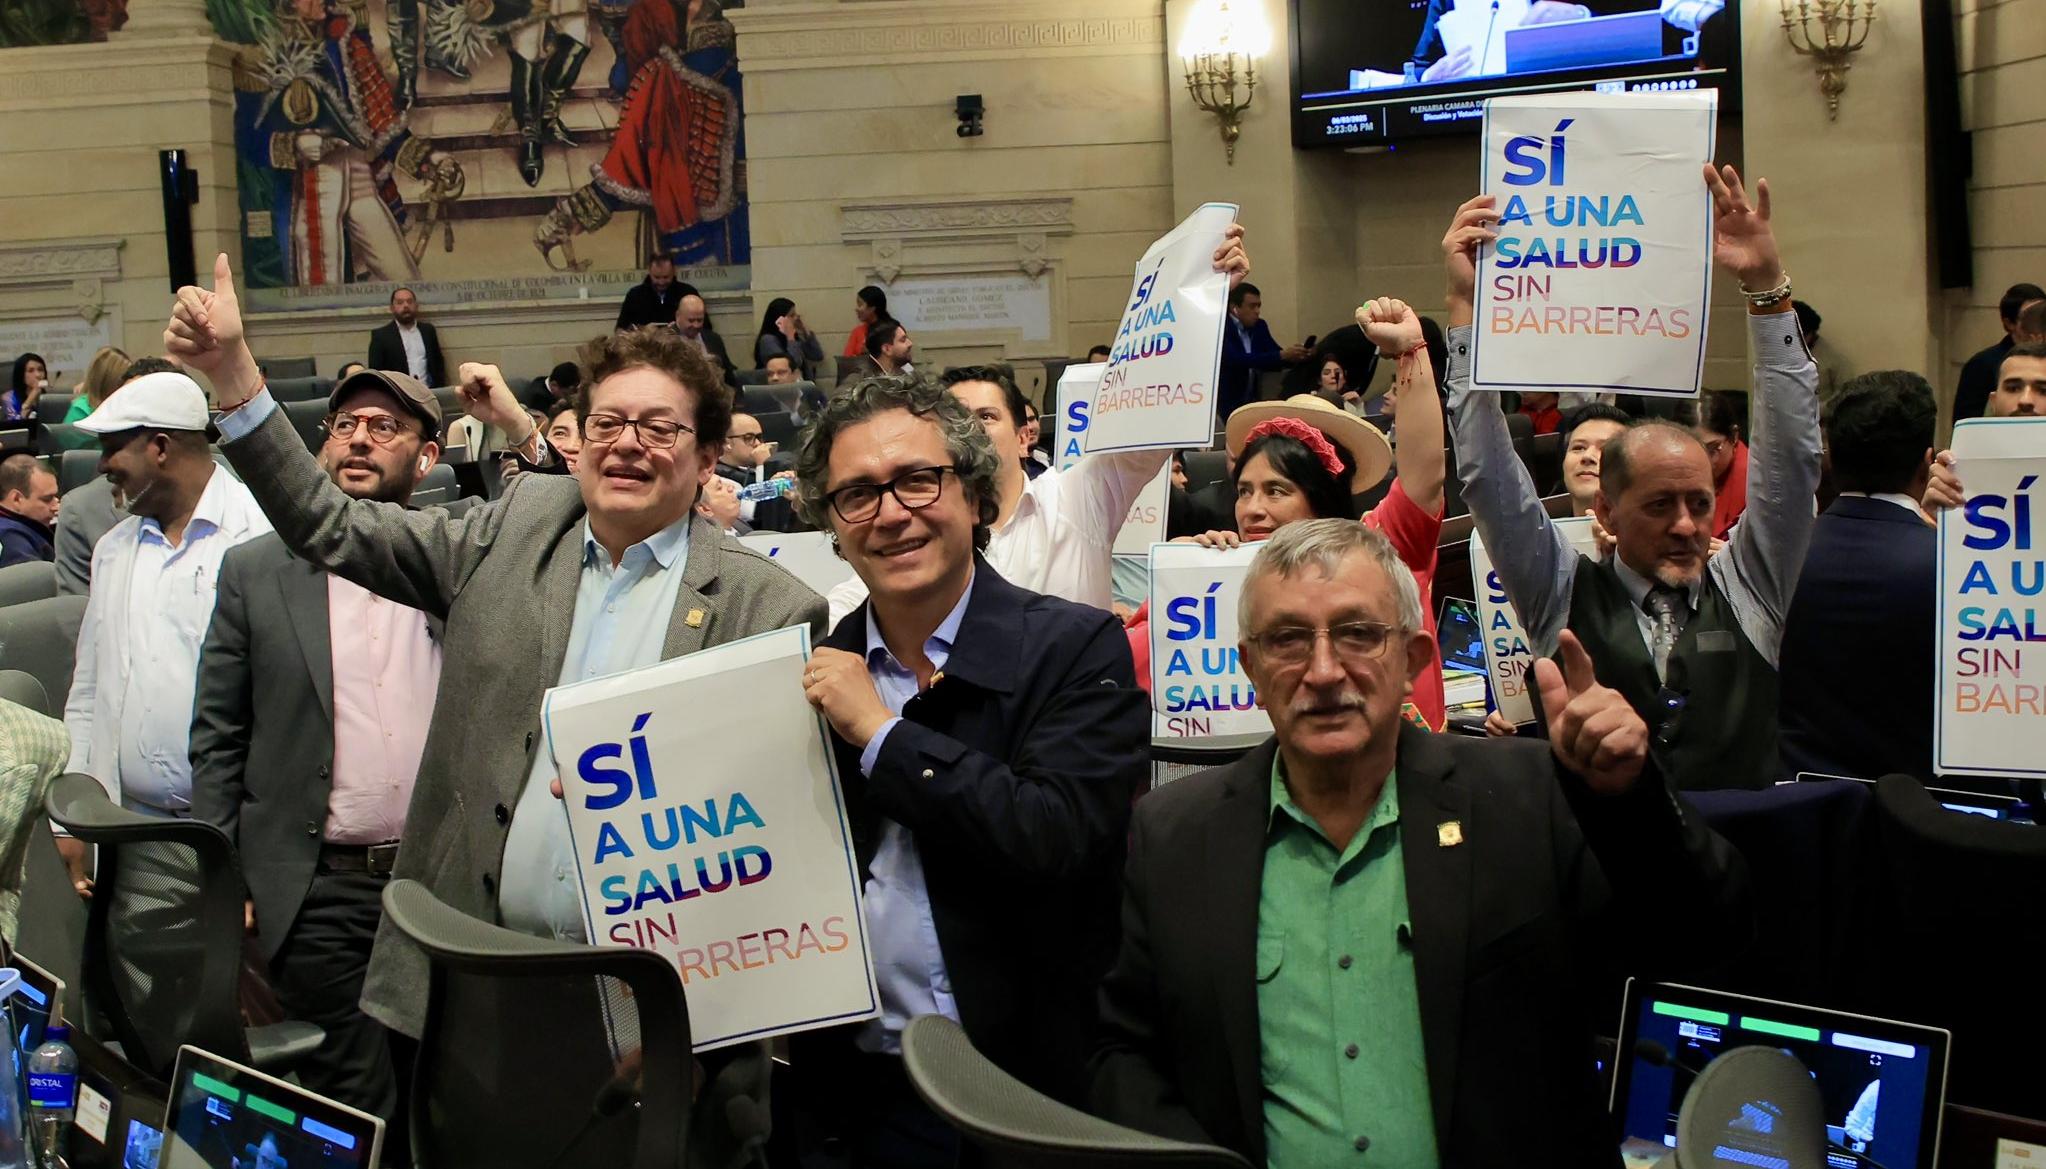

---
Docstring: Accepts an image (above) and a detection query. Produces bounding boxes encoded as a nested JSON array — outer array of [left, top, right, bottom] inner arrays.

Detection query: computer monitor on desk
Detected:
[[68, 1027, 168, 1169], [159, 1046, 382, 1169]]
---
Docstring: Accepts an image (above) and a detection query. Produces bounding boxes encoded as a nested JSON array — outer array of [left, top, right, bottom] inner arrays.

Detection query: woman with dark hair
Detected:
[[1695, 389, 1749, 538], [841, 284, 888, 358], [5, 354, 47, 422], [1128, 297, 1457, 729], [754, 295, 824, 379]]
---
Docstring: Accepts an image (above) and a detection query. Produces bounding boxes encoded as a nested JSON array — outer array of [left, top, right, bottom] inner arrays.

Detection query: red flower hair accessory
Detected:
[[1241, 415, 1345, 480]]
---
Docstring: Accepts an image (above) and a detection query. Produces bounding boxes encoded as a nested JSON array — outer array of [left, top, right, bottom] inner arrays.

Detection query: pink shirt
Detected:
[[324, 576, 441, 845]]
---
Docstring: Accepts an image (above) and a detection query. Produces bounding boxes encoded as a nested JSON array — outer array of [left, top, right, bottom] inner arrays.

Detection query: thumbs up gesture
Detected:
[[165, 253, 263, 408], [1534, 630, 1649, 794]]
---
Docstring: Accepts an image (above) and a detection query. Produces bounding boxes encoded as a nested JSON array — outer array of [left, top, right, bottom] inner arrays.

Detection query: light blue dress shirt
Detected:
[[854, 575, 974, 1055], [498, 517, 693, 940]]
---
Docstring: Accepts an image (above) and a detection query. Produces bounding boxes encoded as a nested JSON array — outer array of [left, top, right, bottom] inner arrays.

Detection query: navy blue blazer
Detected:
[[1218, 316, 1284, 418], [810, 561, 1150, 1100], [1778, 495, 1936, 782]]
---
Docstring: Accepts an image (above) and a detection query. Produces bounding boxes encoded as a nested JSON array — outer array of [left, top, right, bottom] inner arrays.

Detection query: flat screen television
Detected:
[[1289, 0, 1740, 146]]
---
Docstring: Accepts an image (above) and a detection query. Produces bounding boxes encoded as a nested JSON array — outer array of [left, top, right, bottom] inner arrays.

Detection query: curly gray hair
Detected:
[[793, 373, 1004, 552], [1239, 517, 1424, 634]]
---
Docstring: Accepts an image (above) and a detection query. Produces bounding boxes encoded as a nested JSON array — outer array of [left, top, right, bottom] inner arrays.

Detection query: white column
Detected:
[[115, 0, 217, 38]]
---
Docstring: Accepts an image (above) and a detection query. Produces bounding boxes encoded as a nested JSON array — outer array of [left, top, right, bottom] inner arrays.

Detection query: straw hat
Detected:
[[1224, 394, 1393, 493]]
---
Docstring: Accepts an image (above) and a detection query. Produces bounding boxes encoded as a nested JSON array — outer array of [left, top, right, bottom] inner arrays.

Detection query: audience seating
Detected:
[[57, 448, 98, 496], [1150, 732, 1266, 791], [281, 398, 330, 450], [0, 594, 86, 714], [836, 355, 879, 385], [0, 668, 44, 712], [1181, 450, 1227, 495], [42, 774, 322, 1081], [1526, 431, 1562, 496], [432, 386, 466, 424], [1872, 774, 2046, 1117], [0, 561, 57, 608], [410, 463, 460, 508], [900, 1014, 1254, 1168], [735, 368, 771, 386], [381, 877, 699, 1169], [262, 356, 319, 379], [755, 410, 799, 450], [35, 394, 73, 423], [1252, 369, 1286, 403], [267, 376, 335, 403], [35, 424, 86, 458]]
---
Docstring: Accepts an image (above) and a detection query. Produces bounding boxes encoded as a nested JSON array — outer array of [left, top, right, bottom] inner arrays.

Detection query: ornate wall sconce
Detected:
[[1178, 0, 1270, 165], [1780, 0, 1877, 119]]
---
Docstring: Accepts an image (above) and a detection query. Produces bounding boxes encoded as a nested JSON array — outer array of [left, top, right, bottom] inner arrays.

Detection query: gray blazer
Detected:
[[219, 407, 827, 1037], [52, 476, 121, 597]]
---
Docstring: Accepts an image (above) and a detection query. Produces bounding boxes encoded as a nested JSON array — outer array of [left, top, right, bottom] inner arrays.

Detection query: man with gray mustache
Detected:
[[1090, 518, 1750, 1169]]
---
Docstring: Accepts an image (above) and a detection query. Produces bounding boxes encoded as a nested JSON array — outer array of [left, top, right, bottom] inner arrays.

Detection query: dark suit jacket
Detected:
[[190, 533, 446, 961], [1090, 729, 1751, 1169], [1954, 336, 2013, 422], [807, 563, 1150, 1101], [714, 462, 793, 533], [0, 512, 53, 568], [1777, 495, 1936, 781], [692, 330, 739, 388], [367, 320, 446, 387], [1218, 316, 1284, 418]]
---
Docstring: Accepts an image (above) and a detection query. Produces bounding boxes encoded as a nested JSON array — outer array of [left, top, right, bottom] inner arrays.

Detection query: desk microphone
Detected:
[[541, 1071, 642, 1169], [1479, 0, 1502, 76]]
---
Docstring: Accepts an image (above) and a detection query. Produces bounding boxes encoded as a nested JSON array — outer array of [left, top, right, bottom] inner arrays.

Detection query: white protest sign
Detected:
[[1470, 517, 1600, 726], [738, 530, 856, 598], [543, 626, 879, 1050], [1472, 92, 1716, 399], [1081, 202, 1237, 454], [1935, 418, 2046, 779], [1056, 362, 1171, 556], [1148, 542, 1271, 738]]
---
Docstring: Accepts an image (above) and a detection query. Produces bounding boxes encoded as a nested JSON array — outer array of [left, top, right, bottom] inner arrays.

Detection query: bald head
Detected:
[[1600, 421, 1709, 500], [678, 294, 708, 337]]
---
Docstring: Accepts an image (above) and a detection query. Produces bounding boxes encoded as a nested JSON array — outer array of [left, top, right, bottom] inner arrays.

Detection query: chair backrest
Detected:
[[280, 398, 330, 450], [1149, 733, 1267, 791], [432, 386, 466, 426], [1503, 411, 1534, 442], [735, 368, 771, 386], [267, 376, 335, 403], [901, 1015, 1254, 1168], [12, 813, 87, 1014], [1181, 450, 1227, 494], [1525, 431, 1563, 496], [0, 560, 56, 608], [1872, 774, 2046, 1115], [381, 879, 697, 1169], [0, 669, 46, 713], [0, 594, 86, 713], [261, 355, 318, 379], [34, 394, 73, 424], [57, 448, 98, 496], [409, 463, 460, 508], [43, 775, 250, 1080], [35, 424, 86, 457], [754, 410, 798, 450], [836, 355, 880, 385]]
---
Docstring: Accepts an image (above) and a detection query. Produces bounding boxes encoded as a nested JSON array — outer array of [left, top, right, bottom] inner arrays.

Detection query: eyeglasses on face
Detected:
[[582, 413, 693, 449], [325, 411, 419, 445], [729, 432, 764, 446], [1246, 621, 1400, 668], [823, 465, 957, 524]]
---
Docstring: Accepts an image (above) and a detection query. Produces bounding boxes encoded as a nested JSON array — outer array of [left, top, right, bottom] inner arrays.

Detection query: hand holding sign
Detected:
[[1702, 164, 1783, 291], [803, 647, 894, 749], [1533, 630, 1648, 794], [1441, 196, 1499, 327], [1924, 449, 1963, 515], [1213, 223, 1250, 290]]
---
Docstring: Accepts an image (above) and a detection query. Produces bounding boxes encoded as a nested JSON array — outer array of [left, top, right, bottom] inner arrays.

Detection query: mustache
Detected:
[[1289, 692, 1369, 717]]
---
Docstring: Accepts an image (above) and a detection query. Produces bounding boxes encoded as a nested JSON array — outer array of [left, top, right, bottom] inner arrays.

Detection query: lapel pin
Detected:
[[930, 670, 945, 686], [685, 608, 705, 628], [1437, 820, 1463, 848]]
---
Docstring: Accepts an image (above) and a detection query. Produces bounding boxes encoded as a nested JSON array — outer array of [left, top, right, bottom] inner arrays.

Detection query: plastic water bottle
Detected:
[[26, 1024, 76, 1168], [737, 477, 792, 503]]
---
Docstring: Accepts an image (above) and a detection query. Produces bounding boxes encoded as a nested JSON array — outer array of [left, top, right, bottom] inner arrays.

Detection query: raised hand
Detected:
[[1442, 196, 1499, 322], [1358, 296, 1424, 358], [165, 253, 246, 375], [1702, 164, 1783, 289], [1534, 630, 1649, 794], [456, 362, 531, 440], [1212, 223, 1250, 289]]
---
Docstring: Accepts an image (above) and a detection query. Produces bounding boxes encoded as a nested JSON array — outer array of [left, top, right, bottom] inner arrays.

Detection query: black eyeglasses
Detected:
[[583, 414, 693, 448], [823, 465, 957, 524], [1245, 621, 1400, 668], [325, 412, 419, 445]]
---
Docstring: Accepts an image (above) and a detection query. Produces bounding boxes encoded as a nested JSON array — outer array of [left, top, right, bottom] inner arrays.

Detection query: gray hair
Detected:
[[793, 373, 1004, 551], [1239, 518, 1425, 633]]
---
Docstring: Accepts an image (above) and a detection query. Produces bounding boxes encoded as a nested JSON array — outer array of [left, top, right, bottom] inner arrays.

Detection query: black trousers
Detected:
[[269, 869, 402, 1131]]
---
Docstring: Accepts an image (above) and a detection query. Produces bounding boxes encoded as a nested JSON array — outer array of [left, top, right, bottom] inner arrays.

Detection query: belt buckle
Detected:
[[366, 842, 400, 878]]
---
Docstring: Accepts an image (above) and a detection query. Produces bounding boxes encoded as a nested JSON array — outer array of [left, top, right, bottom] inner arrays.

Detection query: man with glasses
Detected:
[[1091, 519, 1750, 1169], [57, 370, 273, 894], [786, 374, 1148, 1166], [715, 411, 793, 532], [189, 369, 447, 1128], [164, 259, 824, 1151]]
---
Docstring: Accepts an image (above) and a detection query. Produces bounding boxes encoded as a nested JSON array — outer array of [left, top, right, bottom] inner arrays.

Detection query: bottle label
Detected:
[[28, 1070, 74, 1109]]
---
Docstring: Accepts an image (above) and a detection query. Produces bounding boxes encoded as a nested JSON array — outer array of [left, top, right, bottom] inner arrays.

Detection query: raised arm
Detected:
[[166, 255, 540, 616], [1702, 165, 1822, 644], [1441, 196, 1578, 653], [1361, 296, 1446, 516]]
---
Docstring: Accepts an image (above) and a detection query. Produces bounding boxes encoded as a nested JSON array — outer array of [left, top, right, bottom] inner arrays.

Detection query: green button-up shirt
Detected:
[[1258, 758, 1439, 1168]]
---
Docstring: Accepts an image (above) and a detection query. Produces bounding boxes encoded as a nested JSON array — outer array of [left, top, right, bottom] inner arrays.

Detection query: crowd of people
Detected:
[[0, 160, 2031, 1169]]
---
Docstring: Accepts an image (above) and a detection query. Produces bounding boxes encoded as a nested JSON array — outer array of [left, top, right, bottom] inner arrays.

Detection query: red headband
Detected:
[[1242, 415, 1346, 481]]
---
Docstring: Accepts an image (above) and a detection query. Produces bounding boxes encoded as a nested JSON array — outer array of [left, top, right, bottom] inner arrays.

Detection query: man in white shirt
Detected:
[[367, 287, 446, 387], [55, 371, 275, 894], [824, 224, 1250, 626]]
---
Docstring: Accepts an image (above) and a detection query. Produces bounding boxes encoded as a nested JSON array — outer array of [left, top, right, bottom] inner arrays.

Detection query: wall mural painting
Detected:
[[209, 0, 748, 311], [0, 0, 125, 46]]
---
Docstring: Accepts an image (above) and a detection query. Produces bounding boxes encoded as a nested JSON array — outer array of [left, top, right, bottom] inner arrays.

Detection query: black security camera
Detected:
[[956, 93, 984, 138]]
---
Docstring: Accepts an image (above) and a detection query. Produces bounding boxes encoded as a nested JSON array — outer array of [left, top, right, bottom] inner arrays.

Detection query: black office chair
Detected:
[[0, 595, 86, 715], [432, 386, 466, 425], [739, 387, 781, 414], [735, 368, 771, 386], [0, 669, 45, 712], [42, 775, 321, 1081], [262, 356, 318, 379], [755, 410, 799, 450], [409, 463, 460, 508], [34, 394, 73, 424], [381, 878, 699, 1169], [35, 424, 86, 458], [901, 1015, 1253, 1169], [267, 376, 335, 403], [1872, 774, 2046, 1116], [57, 448, 98, 496], [1526, 431, 1563, 496], [280, 398, 330, 450], [1149, 733, 1266, 791], [1180, 450, 1227, 495], [0, 561, 56, 608]]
